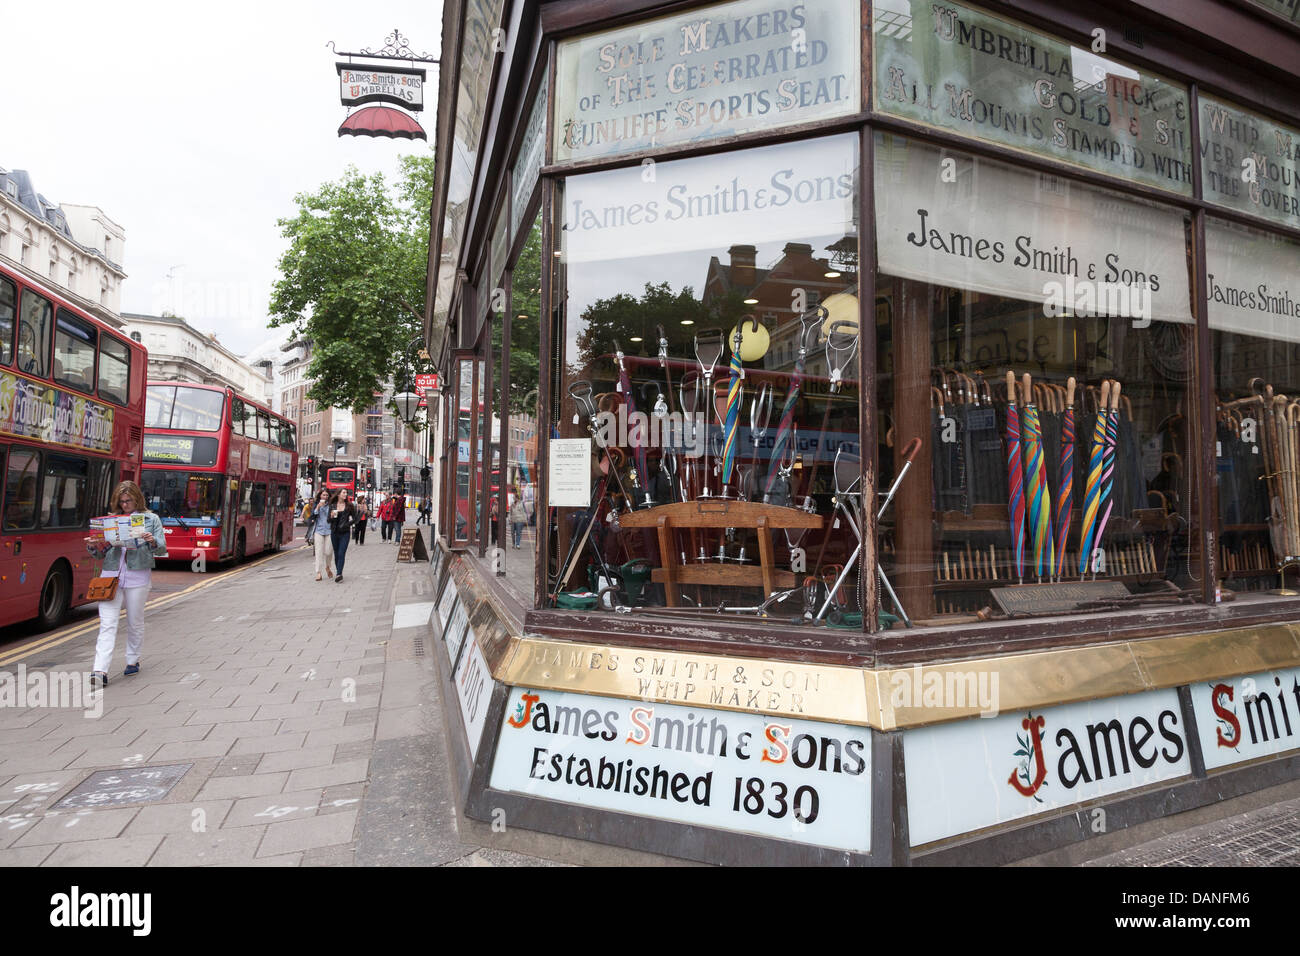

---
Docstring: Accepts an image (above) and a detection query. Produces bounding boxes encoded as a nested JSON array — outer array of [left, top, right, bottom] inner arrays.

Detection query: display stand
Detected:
[[620, 500, 821, 606]]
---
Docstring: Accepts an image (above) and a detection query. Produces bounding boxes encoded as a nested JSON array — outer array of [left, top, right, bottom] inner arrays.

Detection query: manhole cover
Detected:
[[53, 764, 192, 810]]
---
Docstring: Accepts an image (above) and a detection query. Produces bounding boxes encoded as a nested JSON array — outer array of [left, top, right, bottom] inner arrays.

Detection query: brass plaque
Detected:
[[990, 581, 1129, 617], [500, 637, 871, 726]]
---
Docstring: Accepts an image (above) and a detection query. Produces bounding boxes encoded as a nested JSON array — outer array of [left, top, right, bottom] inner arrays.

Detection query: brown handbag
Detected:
[[86, 575, 118, 602]]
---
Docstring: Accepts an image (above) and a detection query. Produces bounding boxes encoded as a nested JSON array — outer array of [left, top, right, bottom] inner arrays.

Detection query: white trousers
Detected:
[[313, 531, 334, 576], [93, 585, 149, 674]]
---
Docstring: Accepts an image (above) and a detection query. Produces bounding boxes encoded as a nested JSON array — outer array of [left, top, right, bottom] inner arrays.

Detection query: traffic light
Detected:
[[420, 466, 430, 481], [303, 455, 316, 479]]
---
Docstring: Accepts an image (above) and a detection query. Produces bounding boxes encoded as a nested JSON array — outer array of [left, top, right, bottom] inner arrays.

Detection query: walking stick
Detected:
[[1005, 370, 1027, 585], [1054, 377, 1076, 581], [1021, 372, 1055, 582], [1092, 380, 1121, 579], [1078, 380, 1112, 575]]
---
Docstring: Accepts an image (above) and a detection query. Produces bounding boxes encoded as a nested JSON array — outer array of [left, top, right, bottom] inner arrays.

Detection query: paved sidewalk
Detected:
[[0, 530, 559, 867], [1084, 796, 1300, 867]]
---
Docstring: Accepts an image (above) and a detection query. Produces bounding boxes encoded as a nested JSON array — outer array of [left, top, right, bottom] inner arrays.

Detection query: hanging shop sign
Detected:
[[553, 0, 860, 164], [562, 133, 856, 264], [1193, 666, 1300, 771], [873, 0, 1192, 196], [1205, 219, 1300, 343], [904, 687, 1191, 846], [337, 64, 426, 110], [0, 372, 114, 454], [875, 134, 1192, 324], [490, 686, 872, 853], [548, 437, 593, 507], [454, 634, 493, 759], [1199, 95, 1300, 232]]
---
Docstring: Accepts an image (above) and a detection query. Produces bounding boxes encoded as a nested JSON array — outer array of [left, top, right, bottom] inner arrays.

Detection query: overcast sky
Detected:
[[2, 1, 441, 358]]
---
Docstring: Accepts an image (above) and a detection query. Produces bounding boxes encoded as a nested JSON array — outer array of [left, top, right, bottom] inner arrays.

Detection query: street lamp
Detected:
[[393, 390, 421, 425]]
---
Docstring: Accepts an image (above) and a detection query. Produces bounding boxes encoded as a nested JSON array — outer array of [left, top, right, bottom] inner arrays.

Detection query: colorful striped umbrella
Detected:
[[1077, 380, 1112, 575], [1021, 373, 1055, 581], [1092, 381, 1121, 576], [721, 327, 744, 486], [1005, 370, 1027, 585], [1054, 377, 1076, 578]]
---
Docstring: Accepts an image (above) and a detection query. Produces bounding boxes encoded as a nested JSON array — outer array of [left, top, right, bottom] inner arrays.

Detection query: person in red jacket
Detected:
[[391, 494, 407, 542], [378, 494, 394, 542]]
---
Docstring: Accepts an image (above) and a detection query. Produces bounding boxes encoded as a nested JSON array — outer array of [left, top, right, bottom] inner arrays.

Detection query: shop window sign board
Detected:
[[904, 687, 1191, 847], [489, 686, 873, 854], [1193, 666, 1300, 771], [454, 634, 494, 760]]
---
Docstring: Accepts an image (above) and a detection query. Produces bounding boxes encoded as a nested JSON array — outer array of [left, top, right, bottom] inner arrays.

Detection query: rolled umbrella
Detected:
[[1021, 373, 1055, 582], [763, 309, 820, 501], [613, 341, 650, 506], [1054, 377, 1076, 580], [721, 324, 745, 489], [1005, 370, 1027, 585], [1092, 381, 1121, 576], [1077, 380, 1112, 575]]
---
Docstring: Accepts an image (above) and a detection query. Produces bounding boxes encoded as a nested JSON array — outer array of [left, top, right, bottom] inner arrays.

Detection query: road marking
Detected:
[[0, 548, 299, 667]]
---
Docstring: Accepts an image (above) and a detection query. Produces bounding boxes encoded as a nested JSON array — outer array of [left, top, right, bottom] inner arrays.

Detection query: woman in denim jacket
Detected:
[[84, 481, 168, 687]]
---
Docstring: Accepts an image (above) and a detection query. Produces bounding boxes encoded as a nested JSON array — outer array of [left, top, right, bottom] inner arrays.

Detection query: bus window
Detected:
[[0, 277, 15, 366], [257, 409, 271, 443], [146, 385, 176, 428], [4, 449, 39, 531], [273, 484, 291, 509], [39, 454, 89, 528], [54, 309, 97, 394], [231, 398, 248, 435], [285, 421, 297, 451], [17, 289, 52, 377], [241, 481, 252, 515], [141, 470, 220, 520], [98, 334, 131, 405], [251, 483, 267, 514], [171, 387, 225, 431], [91, 460, 116, 514]]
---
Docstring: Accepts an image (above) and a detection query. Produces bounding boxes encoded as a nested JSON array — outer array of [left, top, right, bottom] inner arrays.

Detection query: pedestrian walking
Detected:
[[353, 495, 369, 545], [308, 488, 334, 580], [392, 494, 406, 542], [509, 487, 526, 549], [329, 489, 358, 582], [378, 493, 393, 541], [416, 500, 429, 525], [83, 481, 168, 688]]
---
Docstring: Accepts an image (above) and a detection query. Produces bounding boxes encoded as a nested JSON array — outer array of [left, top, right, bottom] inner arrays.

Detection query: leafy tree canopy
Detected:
[[269, 154, 434, 414]]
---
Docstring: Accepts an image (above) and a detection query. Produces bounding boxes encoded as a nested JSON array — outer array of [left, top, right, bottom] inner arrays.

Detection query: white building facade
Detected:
[[0, 167, 126, 327], [120, 312, 273, 403]]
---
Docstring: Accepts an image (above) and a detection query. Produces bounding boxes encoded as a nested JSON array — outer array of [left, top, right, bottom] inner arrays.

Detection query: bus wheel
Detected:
[[36, 563, 71, 630], [234, 530, 246, 564]]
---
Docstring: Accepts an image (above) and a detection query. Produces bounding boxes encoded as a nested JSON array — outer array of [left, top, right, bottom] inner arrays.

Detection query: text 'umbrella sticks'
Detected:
[[1078, 380, 1112, 575], [1005, 370, 1027, 585], [1021, 372, 1055, 581], [1054, 377, 1077, 578]]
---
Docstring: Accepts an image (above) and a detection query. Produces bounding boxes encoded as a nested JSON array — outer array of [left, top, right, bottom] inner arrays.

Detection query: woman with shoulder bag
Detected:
[[328, 489, 358, 583], [308, 488, 334, 580], [83, 481, 168, 688]]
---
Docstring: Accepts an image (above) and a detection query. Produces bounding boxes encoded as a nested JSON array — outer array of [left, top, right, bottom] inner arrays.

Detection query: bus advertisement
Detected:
[[141, 383, 298, 565], [0, 262, 147, 630]]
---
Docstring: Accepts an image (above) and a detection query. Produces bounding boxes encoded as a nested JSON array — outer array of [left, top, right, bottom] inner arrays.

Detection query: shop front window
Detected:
[[454, 356, 475, 545], [873, 132, 1196, 626], [1207, 219, 1300, 596], [548, 133, 862, 623]]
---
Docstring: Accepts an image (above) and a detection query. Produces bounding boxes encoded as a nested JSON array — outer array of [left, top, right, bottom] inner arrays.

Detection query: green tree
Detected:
[[495, 216, 542, 415], [269, 154, 435, 413]]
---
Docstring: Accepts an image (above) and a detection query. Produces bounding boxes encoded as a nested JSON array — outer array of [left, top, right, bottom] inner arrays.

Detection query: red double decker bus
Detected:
[[324, 465, 355, 495], [142, 382, 297, 565], [0, 262, 147, 629]]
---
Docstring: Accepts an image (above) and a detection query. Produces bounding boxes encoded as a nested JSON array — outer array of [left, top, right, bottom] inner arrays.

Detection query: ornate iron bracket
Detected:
[[327, 28, 439, 64]]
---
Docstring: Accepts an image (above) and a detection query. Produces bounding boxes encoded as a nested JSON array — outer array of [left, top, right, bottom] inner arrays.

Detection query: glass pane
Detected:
[[0, 278, 14, 366], [146, 385, 176, 428], [475, 358, 486, 542], [38, 454, 89, 528], [4, 449, 39, 531], [550, 134, 861, 621], [231, 398, 248, 434], [170, 387, 226, 431], [141, 470, 223, 520], [1207, 218, 1300, 600], [17, 289, 51, 377], [455, 357, 474, 542], [98, 334, 130, 404], [874, 132, 1196, 627], [53, 309, 96, 393]]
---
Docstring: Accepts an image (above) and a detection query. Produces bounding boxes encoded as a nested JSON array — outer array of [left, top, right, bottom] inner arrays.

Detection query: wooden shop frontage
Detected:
[[422, 0, 1300, 864]]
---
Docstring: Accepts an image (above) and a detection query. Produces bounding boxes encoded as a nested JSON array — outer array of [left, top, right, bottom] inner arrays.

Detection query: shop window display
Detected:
[[547, 134, 862, 624], [1207, 219, 1300, 595], [874, 133, 1197, 626]]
